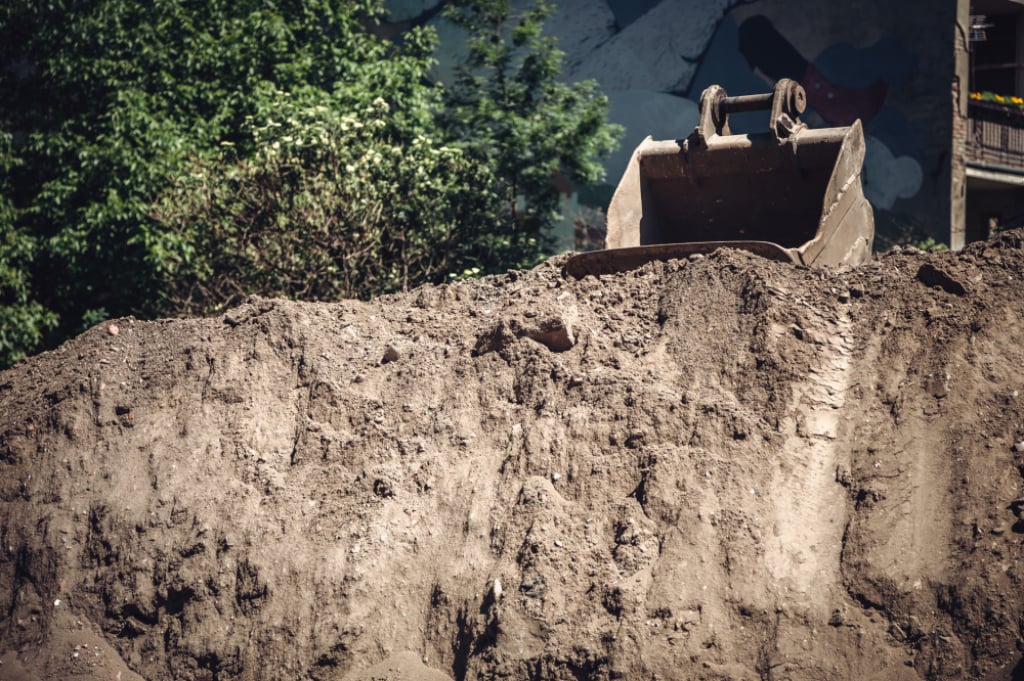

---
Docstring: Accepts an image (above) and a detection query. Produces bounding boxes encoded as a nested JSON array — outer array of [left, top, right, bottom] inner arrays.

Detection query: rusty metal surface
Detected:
[[575, 79, 875, 277]]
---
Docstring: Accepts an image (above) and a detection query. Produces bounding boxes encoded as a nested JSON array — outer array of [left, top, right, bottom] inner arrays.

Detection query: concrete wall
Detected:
[[388, 0, 959, 249], [952, 0, 970, 249]]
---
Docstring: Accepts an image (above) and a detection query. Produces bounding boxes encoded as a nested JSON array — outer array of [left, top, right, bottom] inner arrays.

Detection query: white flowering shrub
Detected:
[[152, 84, 497, 312]]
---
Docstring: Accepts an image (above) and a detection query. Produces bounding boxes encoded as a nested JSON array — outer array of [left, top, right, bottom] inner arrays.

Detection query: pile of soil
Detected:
[[3, 231, 1024, 681]]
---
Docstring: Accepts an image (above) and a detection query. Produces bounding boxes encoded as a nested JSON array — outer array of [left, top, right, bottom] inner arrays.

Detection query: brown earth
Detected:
[[3, 232, 1024, 681]]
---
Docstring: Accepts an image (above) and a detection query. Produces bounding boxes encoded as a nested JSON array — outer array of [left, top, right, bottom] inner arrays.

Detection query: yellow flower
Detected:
[[970, 92, 982, 100], [996, 94, 1006, 103], [1012, 97, 1023, 105]]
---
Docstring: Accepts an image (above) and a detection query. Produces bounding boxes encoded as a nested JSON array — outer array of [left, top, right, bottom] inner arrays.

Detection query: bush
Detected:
[[0, 0, 620, 364], [151, 88, 496, 312]]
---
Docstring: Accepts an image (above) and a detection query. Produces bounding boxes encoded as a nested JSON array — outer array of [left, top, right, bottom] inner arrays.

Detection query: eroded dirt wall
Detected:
[[2, 233, 1024, 680]]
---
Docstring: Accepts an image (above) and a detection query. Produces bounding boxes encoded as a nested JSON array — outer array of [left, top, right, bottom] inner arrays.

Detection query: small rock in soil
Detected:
[[917, 263, 967, 296]]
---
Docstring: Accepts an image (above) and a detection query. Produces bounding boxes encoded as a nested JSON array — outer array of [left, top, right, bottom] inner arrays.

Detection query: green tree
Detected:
[[442, 0, 621, 262], [150, 84, 497, 313], [0, 0, 620, 365], [1, 0, 398, 344], [0, 130, 56, 366]]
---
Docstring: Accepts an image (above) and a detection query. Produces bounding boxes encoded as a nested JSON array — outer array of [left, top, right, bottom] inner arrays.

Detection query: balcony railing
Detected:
[[967, 100, 1024, 170]]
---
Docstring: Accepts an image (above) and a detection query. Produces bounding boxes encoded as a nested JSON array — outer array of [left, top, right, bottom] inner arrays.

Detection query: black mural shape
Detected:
[[738, 15, 888, 127]]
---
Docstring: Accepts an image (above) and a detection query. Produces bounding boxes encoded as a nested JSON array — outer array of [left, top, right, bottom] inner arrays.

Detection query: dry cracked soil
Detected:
[[3, 231, 1024, 680]]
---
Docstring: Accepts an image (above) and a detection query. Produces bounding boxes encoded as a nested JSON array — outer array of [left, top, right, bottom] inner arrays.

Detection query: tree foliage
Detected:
[[0, 131, 57, 367], [443, 0, 620, 241], [0, 0, 619, 366], [150, 87, 496, 313], [2, 0, 396, 339]]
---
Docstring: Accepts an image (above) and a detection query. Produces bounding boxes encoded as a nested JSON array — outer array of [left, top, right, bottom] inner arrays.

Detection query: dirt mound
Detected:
[[3, 232, 1024, 680]]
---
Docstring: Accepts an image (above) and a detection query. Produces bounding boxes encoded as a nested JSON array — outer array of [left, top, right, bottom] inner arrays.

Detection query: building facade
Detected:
[[957, 0, 1024, 246], [389, 0, 1021, 251]]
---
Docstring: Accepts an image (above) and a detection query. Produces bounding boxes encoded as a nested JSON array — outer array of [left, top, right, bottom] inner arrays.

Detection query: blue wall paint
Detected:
[[605, 0, 663, 30], [688, 15, 781, 134]]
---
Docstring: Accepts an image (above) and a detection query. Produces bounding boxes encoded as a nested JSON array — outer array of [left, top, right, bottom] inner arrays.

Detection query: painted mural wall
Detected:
[[387, 0, 956, 249]]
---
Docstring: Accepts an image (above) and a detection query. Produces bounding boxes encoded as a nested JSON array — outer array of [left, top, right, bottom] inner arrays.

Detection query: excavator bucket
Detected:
[[566, 79, 874, 277]]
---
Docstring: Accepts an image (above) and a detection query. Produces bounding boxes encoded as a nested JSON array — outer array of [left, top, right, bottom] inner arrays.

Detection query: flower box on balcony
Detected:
[[971, 91, 1024, 110]]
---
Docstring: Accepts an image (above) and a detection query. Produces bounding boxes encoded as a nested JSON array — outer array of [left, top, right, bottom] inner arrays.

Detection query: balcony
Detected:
[[967, 100, 1024, 172]]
